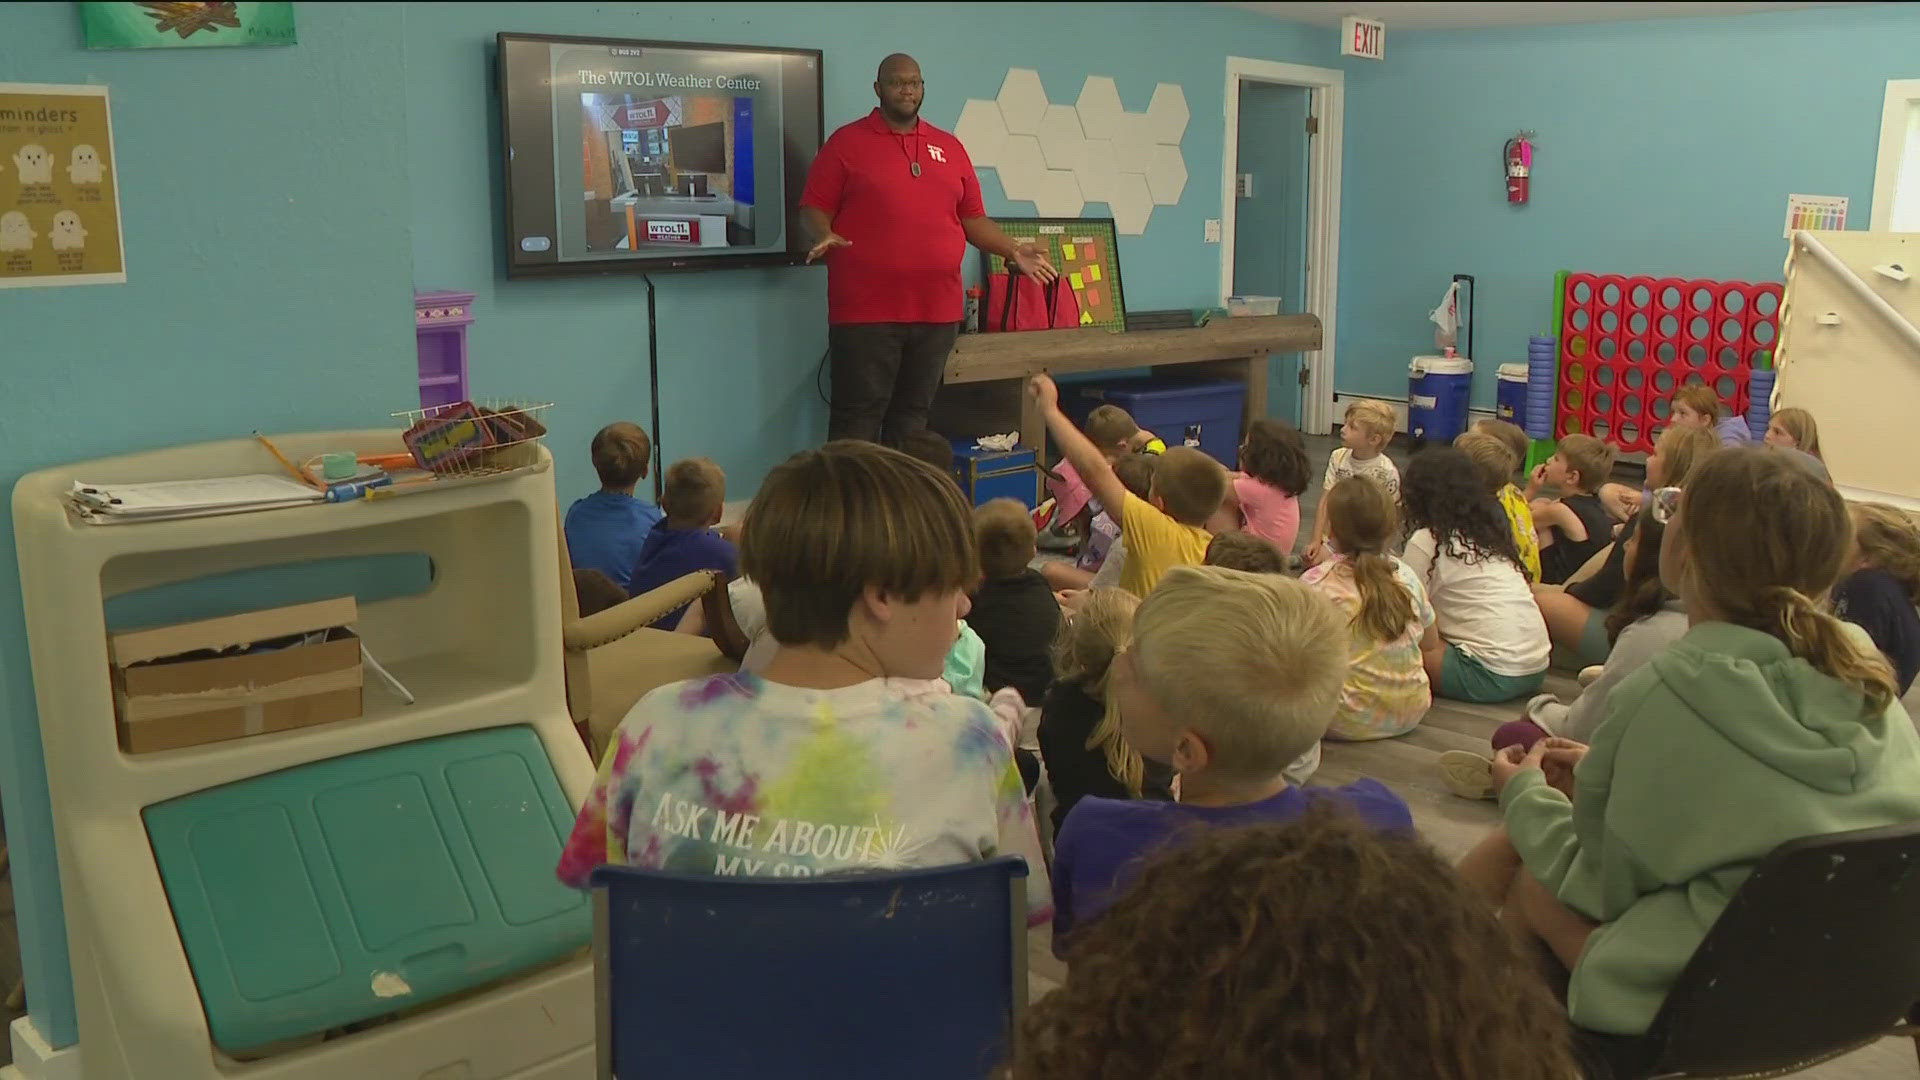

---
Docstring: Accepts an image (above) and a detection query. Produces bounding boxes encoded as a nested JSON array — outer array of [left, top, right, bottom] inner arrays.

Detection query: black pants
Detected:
[[827, 321, 960, 447]]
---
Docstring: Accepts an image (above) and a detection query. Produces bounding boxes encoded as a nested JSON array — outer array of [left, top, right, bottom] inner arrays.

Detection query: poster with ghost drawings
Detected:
[[0, 83, 125, 288]]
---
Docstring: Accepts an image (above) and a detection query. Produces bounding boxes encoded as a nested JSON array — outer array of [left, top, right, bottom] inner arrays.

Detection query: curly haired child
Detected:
[[1304, 476, 1436, 739], [1460, 447, 1920, 1047], [1220, 418, 1311, 553], [1838, 502, 1920, 695], [1400, 448, 1549, 702], [1037, 588, 1172, 833], [1012, 810, 1579, 1080]]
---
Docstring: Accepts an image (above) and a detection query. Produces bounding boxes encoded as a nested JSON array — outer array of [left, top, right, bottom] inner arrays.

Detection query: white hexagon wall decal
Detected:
[[955, 71, 1189, 235], [1071, 139, 1118, 205], [995, 69, 1048, 137], [1145, 83, 1189, 146], [1106, 171, 1154, 236], [994, 134, 1048, 203], [1030, 169, 1085, 218], [1145, 145, 1187, 205], [1036, 104, 1085, 171], [954, 98, 1009, 169], [1108, 112, 1158, 176], [1074, 76, 1126, 142]]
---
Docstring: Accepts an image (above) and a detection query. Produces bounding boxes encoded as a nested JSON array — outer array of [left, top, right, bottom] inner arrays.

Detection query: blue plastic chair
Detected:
[[590, 857, 1030, 1079]]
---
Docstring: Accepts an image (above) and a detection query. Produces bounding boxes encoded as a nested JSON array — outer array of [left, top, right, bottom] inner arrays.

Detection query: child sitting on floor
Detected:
[[1014, 812, 1579, 1080], [1038, 404, 1160, 550], [966, 498, 1061, 705], [1526, 433, 1617, 585], [1458, 447, 1920, 1050], [1037, 588, 1172, 833], [1048, 565, 1411, 947], [1838, 502, 1920, 696], [564, 422, 662, 589], [1204, 530, 1289, 575], [1672, 382, 1754, 447], [1219, 418, 1311, 554], [628, 458, 739, 628], [1456, 430, 1541, 583], [1303, 476, 1435, 740], [1763, 406, 1822, 459], [1031, 375, 1225, 597], [1306, 399, 1400, 564], [1401, 448, 1550, 703], [557, 440, 1051, 923], [1042, 453, 1158, 594]]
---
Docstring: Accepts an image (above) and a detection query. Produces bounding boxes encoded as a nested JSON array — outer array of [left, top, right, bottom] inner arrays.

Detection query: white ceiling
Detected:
[[1227, 1, 1872, 31]]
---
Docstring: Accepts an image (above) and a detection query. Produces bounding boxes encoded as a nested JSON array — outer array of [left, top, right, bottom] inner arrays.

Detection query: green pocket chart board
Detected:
[[143, 725, 590, 1053]]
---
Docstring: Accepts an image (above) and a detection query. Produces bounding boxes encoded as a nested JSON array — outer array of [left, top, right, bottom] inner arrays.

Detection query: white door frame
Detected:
[[1870, 78, 1920, 230], [1221, 57, 1343, 434]]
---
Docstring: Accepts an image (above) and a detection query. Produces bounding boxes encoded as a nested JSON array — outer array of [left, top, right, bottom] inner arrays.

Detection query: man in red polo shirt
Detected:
[[801, 53, 1057, 447]]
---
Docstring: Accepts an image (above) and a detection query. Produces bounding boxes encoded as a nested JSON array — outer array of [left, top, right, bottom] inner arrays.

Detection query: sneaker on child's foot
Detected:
[[1439, 750, 1497, 801], [1577, 665, 1604, 687]]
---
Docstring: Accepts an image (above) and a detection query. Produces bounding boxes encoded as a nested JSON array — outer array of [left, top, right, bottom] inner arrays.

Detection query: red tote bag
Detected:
[[983, 267, 1080, 332]]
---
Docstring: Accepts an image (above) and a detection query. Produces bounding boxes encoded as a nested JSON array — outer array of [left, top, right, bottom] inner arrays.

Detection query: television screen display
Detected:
[[497, 33, 823, 276]]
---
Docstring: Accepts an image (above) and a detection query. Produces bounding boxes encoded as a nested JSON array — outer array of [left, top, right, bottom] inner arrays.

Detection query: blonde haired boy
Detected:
[[1306, 399, 1400, 564], [1048, 565, 1413, 944], [1030, 375, 1227, 596]]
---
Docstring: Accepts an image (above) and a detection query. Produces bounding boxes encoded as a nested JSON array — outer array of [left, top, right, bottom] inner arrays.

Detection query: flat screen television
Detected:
[[497, 33, 824, 276]]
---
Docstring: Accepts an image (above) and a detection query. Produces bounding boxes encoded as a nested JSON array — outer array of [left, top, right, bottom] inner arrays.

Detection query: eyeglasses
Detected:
[[882, 78, 924, 90], [1650, 486, 1683, 524]]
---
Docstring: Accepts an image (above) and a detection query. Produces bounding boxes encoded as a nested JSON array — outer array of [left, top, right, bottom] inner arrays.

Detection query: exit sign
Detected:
[[1342, 16, 1385, 60]]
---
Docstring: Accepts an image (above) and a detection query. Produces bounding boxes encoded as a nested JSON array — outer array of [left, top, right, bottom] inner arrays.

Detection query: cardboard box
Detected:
[[109, 597, 363, 754]]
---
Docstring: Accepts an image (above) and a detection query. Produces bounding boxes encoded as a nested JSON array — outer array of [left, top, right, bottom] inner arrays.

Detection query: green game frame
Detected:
[[979, 216, 1128, 332]]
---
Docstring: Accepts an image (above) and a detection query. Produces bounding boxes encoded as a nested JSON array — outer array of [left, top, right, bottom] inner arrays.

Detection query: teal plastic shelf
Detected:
[[144, 726, 588, 1053]]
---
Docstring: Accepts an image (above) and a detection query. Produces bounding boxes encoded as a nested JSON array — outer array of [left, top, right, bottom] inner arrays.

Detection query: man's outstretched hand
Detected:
[[1011, 242, 1058, 284], [806, 232, 851, 263]]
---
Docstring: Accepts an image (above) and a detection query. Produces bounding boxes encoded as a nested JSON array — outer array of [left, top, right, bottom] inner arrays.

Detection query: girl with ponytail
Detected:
[[1303, 476, 1437, 739], [1458, 447, 1920, 1044], [1038, 588, 1173, 833]]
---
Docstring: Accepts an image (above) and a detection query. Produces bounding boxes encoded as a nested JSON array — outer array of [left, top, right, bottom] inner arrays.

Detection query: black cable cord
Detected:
[[815, 345, 831, 405], [644, 274, 663, 503]]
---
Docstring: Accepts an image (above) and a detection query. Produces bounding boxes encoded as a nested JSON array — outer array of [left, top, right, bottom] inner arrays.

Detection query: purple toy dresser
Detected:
[[414, 290, 474, 410]]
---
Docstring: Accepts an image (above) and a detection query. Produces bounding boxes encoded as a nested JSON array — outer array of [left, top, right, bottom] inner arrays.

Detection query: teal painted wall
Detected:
[[1335, 4, 1920, 408], [0, 0, 1328, 1046]]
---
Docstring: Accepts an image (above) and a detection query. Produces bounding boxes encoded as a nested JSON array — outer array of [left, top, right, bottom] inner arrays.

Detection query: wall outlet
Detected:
[[1203, 218, 1222, 243], [1236, 173, 1254, 198]]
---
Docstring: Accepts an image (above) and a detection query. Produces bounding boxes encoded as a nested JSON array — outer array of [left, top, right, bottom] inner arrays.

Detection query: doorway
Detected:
[[1232, 82, 1313, 426], [1220, 58, 1345, 434]]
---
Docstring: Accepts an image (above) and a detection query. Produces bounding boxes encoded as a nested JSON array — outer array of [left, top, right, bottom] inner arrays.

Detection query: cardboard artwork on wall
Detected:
[[0, 82, 126, 289], [981, 216, 1127, 331], [80, 2, 297, 50]]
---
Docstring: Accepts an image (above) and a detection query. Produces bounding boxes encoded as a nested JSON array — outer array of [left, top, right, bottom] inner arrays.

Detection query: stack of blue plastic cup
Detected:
[[1525, 335, 1557, 440], [1746, 368, 1776, 442]]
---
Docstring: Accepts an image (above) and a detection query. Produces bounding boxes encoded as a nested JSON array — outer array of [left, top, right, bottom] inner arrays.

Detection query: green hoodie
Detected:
[[1501, 620, 1920, 1035]]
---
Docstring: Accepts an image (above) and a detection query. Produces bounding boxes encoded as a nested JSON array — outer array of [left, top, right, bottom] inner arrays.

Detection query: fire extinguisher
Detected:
[[1505, 132, 1533, 205]]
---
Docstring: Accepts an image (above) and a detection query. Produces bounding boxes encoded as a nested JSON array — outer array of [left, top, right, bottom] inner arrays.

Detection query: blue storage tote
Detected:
[[1066, 376, 1246, 467], [142, 725, 591, 1053], [951, 440, 1040, 507], [1496, 363, 1530, 429]]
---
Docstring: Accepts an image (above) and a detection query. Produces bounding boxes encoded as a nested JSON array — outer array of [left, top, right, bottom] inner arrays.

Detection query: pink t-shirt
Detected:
[[1232, 474, 1301, 553]]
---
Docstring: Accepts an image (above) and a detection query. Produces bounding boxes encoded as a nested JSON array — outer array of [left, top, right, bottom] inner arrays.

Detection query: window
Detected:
[[1872, 79, 1920, 231]]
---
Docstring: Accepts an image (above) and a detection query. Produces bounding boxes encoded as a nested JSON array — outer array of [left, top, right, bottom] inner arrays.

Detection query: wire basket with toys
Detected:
[[394, 399, 553, 479]]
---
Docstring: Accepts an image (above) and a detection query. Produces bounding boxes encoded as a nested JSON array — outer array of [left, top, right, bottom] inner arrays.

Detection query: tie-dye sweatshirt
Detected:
[[555, 672, 1053, 924]]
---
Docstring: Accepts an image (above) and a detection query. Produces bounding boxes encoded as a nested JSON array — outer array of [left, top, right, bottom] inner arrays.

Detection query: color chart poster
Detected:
[[0, 83, 126, 289], [1783, 193, 1847, 238]]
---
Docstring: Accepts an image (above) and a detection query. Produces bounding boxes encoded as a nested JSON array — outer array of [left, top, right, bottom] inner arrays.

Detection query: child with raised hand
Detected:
[[1539, 424, 1716, 664], [558, 440, 1051, 926], [1041, 452, 1157, 594], [1222, 418, 1312, 554], [1038, 588, 1172, 833], [628, 458, 739, 627], [1049, 565, 1411, 946], [1526, 433, 1616, 585], [1305, 399, 1399, 564], [1014, 812, 1579, 1080], [1303, 476, 1436, 740], [1838, 502, 1920, 695], [1456, 430, 1540, 583], [1039, 404, 1159, 550], [1764, 406, 1822, 459], [966, 498, 1061, 705], [1460, 447, 1920, 1046], [1030, 374, 1225, 597], [1401, 448, 1549, 703], [565, 421, 661, 589]]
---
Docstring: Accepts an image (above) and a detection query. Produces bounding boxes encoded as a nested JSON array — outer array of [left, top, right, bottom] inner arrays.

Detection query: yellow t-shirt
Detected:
[[1498, 484, 1543, 583], [1119, 491, 1212, 596]]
